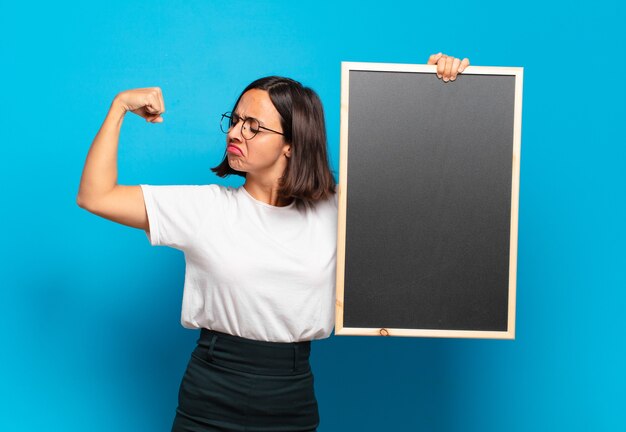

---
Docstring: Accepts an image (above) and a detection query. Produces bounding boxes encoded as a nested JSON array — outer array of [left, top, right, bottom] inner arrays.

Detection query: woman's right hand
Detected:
[[115, 87, 166, 123]]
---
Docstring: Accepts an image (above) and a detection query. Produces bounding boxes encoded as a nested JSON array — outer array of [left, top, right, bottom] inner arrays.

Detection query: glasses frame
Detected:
[[220, 112, 284, 140]]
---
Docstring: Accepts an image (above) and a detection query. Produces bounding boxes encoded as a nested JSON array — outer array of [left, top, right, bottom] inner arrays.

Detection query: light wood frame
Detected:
[[335, 62, 524, 339]]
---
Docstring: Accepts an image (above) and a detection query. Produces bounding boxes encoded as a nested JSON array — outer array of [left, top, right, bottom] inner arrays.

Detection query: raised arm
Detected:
[[76, 87, 165, 230]]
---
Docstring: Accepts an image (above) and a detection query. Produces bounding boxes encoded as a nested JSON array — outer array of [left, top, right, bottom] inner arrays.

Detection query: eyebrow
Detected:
[[233, 112, 267, 127]]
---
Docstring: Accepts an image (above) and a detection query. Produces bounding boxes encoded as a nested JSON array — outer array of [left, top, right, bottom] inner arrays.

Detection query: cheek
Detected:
[[250, 142, 285, 161]]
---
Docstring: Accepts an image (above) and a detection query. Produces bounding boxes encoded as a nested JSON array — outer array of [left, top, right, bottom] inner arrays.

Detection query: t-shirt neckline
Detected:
[[239, 186, 296, 210]]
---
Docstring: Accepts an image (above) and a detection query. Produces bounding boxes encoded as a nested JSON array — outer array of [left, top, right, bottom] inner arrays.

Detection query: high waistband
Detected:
[[194, 329, 312, 376]]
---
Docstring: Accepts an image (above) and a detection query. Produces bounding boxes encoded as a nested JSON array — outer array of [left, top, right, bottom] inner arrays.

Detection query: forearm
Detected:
[[77, 97, 127, 207]]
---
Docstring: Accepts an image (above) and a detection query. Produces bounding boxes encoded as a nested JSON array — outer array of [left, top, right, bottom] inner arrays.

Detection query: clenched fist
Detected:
[[114, 87, 166, 123]]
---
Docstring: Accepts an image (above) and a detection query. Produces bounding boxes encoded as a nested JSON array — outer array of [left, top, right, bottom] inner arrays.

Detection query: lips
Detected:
[[227, 145, 243, 156]]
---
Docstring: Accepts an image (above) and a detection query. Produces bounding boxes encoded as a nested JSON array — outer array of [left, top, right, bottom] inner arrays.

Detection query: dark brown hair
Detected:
[[211, 76, 336, 204]]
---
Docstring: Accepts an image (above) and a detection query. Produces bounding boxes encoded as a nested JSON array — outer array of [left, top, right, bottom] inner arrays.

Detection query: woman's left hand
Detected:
[[427, 53, 470, 82]]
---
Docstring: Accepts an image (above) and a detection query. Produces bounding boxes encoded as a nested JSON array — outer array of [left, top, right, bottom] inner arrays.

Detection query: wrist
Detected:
[[111, 95, 129, 116]]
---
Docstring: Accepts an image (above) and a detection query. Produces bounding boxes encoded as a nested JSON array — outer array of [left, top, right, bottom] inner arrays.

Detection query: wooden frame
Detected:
[[335, 62, 523, 339]]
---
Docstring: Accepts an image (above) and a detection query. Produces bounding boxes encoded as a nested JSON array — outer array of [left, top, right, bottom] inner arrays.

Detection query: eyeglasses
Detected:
[[220, 112, 284, 140]]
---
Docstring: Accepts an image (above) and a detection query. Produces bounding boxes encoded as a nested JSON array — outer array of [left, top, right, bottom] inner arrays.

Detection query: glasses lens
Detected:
[[242, 118, 260, 140], [230, 113, 240, 128], [220, 113, 232, 134]]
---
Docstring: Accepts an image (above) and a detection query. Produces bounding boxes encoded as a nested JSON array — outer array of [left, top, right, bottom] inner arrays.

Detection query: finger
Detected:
[[443, 56, 454, 82], [131, 107, 152, 120], [156, 87, 165, 114], [427, 52, 443, 65], [146, 114, 163, 123], [449, 58, 462, 81], [145, 103, 160, 114], [459, 58, 470, 73], [146, 92, 163, 114], [150, 87, 164, 113], [436, 56, 446, 79]]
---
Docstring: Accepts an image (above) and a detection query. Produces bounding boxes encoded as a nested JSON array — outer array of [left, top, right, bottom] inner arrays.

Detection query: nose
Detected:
[[227, 118, 244, 142]]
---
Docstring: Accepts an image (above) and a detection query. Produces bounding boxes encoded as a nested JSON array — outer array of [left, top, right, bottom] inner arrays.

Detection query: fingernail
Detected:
[[437, 74, 442, 79], [443, 77, 449, 82]]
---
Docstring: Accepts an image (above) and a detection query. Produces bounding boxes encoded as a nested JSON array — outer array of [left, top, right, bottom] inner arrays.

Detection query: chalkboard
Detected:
[[335, 62, 523, 339]]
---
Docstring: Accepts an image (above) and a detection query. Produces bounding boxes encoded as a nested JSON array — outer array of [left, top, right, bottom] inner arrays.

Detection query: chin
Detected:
[[227, 157, 247, 174]]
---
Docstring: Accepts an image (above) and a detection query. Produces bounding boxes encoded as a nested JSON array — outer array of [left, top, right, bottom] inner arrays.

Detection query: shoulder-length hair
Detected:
[[211, 76, 336, 204]]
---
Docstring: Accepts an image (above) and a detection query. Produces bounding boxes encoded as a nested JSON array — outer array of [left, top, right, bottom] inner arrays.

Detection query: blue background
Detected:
[[1, 1, 624, 431]]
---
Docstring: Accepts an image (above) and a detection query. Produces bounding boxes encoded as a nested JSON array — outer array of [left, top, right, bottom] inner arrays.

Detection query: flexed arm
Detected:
[[76, 87, 165, 230]]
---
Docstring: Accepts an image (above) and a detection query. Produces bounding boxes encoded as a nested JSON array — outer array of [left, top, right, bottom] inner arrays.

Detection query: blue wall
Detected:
[[1, 1, 624, 430]]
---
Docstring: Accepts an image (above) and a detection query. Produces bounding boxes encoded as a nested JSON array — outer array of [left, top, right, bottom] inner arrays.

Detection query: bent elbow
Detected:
[[76, 193, 87, 209], [76, 192, 96, 212]]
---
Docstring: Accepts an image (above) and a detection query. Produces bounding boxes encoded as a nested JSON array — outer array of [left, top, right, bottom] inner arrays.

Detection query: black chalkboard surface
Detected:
[[335, 63, 523, 339]]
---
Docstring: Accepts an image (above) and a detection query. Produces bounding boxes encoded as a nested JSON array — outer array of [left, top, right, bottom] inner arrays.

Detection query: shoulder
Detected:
[[140, 183, 230, 196], [304, 192, 337, 217], [319, 191, 338, 209], [140, 184, 236, 207]]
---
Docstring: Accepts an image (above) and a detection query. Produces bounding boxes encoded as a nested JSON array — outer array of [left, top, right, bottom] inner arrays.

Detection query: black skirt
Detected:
[[172, 329, 319, 432]]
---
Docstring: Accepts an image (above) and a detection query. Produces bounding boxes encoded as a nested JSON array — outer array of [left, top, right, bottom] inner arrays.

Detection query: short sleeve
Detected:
[[140, 184, 221, 250]]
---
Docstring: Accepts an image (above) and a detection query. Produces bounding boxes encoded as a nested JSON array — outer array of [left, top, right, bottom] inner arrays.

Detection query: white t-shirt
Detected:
[[140, 184, 338, 343]]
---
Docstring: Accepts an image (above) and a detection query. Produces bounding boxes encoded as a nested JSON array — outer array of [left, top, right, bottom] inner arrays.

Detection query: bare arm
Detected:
[[76, 87, 165, 230]]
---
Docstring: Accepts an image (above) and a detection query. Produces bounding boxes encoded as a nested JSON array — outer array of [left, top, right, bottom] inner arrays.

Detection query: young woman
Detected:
[[77, 53, 469, 432]]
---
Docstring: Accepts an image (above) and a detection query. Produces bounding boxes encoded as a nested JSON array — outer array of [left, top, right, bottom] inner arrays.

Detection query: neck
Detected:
[[243, 176, 291, 207]]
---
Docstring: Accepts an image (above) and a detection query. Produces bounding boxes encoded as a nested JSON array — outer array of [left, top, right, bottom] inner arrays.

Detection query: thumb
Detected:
[[145, 104, 160, 114]]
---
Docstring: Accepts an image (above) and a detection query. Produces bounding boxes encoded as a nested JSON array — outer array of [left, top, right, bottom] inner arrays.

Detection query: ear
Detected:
[[283, 144, 292, 158]]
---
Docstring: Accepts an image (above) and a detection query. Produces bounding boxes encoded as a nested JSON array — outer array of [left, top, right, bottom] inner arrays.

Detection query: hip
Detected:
[[172, 329, 319, 432]]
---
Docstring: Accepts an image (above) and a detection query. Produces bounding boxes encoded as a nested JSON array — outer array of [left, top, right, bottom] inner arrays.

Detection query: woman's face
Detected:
[[226, 89, 290, 179]]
